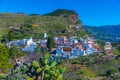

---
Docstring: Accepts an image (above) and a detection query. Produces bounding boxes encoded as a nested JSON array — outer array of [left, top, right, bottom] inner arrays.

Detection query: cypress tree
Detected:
[[47, 36, 55, 50]]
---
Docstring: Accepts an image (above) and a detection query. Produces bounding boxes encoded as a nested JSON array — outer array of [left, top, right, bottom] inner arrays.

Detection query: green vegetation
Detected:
[[6, 68, 27, 80], [113, 48, 119, 55], [77, 30, 89, 39], [0, 44, 13, 73], [59, 51, 120, 80], [9, 44, 26, 58], [0, 27, 7, 41], [47, 36, 55, 50], [96, 39, 105, 48], [7, 54, 66, 80], [77, 67, 96, 77]]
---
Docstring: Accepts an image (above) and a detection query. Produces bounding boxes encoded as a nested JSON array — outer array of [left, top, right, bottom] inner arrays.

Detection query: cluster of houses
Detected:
[[50, 36, 101, 58], [7, 37, 36, 53], [6, 32, 102, 59]]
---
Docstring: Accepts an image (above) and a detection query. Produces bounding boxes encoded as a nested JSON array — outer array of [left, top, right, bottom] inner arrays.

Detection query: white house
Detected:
[[43, 32, 48, 38], [104, 42, 112, 50]]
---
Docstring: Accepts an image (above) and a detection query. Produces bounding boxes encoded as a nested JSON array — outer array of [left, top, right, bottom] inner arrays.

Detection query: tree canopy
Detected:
[[47, 36, 55, 50], [0, 44, 12, 73]]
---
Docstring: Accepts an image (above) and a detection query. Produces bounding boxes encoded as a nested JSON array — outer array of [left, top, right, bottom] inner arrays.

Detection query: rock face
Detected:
[[44, 9, 82, 28], [68, 14, 82, 29], [68, 14, 79, 22], [44, 9, 80, 23]]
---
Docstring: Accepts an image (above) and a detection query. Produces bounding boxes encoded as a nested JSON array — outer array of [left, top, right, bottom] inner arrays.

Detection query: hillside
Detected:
[[84, 25, 120, 42], [0, 9, 84, 42]]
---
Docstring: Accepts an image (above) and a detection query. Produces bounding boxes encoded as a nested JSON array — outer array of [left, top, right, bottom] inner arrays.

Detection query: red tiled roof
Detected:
[[93, 45, 101, 51], [63, 47, 72, 51]]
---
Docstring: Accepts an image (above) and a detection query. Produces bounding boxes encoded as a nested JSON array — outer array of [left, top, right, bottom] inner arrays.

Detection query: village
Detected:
[[7, 32, 113, 60]]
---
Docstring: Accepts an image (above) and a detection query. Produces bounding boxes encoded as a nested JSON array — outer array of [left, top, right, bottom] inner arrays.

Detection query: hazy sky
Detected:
[[0, 0, 120, 26]]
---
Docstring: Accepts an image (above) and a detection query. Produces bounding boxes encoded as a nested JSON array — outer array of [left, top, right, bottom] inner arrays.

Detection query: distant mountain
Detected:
[[83, 25, 120, 42]]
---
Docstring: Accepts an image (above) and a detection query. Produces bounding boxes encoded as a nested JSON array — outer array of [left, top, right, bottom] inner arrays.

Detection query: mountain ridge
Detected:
[[44, 9, 77, 16], [84, 24, 120, 42]]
